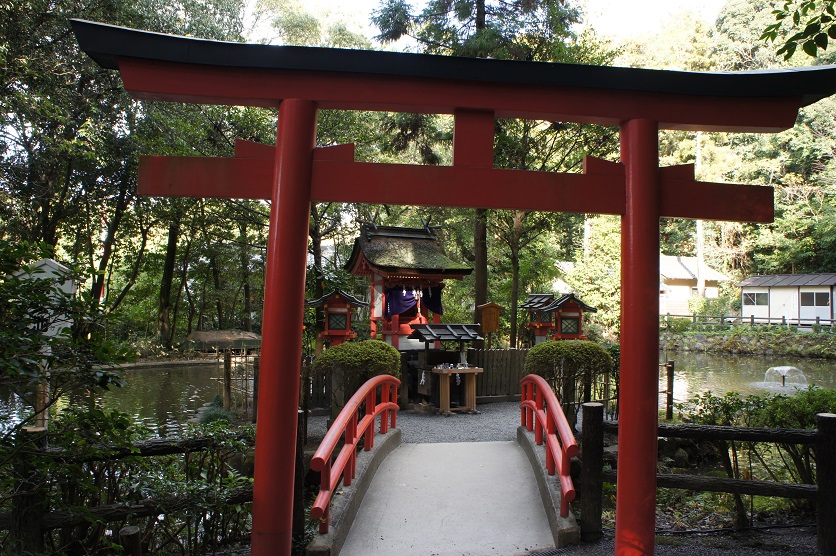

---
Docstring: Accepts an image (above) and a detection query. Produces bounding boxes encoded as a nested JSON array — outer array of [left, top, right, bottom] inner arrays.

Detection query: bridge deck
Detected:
[[340, 441, 555, 555]]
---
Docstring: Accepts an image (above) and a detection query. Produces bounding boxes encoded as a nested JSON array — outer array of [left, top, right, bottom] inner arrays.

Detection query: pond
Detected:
[[658, 351, 836, 407], [3, 353, 834, 435], [0, 362, 224, 437], [93, 362, 225, 436]]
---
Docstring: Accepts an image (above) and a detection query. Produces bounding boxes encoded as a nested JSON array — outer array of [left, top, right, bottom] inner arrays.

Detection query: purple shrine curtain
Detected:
[[384, 285, 445, 317]]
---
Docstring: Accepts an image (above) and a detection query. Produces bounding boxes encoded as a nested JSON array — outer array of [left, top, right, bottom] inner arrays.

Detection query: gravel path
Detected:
[[306, 402, 820, 555]]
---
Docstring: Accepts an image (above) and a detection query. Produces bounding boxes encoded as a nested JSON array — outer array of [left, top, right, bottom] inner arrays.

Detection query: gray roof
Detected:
[[520, 294, 555, 310], [305, 289, 368, 308], [408, 324, 483, 343], [737, 274, 836, 287], [542, 293, 597, 313]]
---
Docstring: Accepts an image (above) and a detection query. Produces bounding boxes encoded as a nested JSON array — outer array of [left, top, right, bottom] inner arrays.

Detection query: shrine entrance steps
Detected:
[[340, 441, 557, 555]]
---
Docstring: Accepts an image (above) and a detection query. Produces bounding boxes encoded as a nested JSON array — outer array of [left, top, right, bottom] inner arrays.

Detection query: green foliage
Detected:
[[665, 317, 693, 334], [687, 295, 738, 317], [761, 0, 836, 59], [523, 340, 612, 415], [679, 387, 836, 525], [562, 216, 621, 336], [524, 340, 612, 380], [312, 340, 401, 381], [0, 239, 130, 439], [1, 409, 255, 554]]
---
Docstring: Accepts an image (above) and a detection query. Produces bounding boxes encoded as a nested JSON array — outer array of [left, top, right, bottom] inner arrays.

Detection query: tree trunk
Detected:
[[510, 249, 520, 348], [473, 208, 488, 324], [159, 218, 180, 348], [238, 220, 252, 332]]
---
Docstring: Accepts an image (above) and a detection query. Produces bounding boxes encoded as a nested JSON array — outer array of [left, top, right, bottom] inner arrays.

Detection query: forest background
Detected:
[[3, 0, 836, 355]]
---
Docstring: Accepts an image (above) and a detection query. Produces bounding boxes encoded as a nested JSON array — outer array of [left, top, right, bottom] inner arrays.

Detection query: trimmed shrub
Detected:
[[523, 340, 612, 424], [312, 340, 401, 415]]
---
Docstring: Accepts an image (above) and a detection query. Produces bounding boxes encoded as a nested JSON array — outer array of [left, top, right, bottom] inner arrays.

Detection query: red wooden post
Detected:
[[616, 118, 660, 555], [391, 386, 399, 429], [364, 389, 375, 451], [546, 416, 556, 476], [251, 99, 317, 556], [380, 384, 390, 434], [535, 387, 544, 445]]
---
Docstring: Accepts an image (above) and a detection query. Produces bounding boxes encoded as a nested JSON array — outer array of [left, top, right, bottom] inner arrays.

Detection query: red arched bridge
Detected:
[[306, 375, 583, 556]]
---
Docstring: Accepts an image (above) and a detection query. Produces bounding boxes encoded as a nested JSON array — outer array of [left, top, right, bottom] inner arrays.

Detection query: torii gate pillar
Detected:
[[251, 99, 317, 552], [618, 119, 661, 553]]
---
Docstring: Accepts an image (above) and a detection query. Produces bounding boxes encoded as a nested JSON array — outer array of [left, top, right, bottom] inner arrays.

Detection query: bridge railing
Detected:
[[310, 374, 400, 533], [520, 374, 579, 517]]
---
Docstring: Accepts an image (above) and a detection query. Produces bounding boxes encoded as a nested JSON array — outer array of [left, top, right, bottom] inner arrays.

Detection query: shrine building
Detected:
[[345, 223, 472, 350]]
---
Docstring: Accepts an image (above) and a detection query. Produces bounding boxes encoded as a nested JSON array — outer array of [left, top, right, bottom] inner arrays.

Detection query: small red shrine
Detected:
[[521, 292, 597, 343], [305, 289, 368, 346], [345, 223, 472, 350]]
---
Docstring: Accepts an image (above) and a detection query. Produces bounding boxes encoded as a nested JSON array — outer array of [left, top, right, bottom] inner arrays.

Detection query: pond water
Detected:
[[3, 353, 834, 435], [658, 351, 836, 407], [94, 363, 225, 436], [0, 362, 224, 437]]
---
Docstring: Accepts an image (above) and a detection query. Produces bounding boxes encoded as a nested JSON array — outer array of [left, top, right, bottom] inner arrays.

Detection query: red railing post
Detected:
[[519, 374, 579, 518], [318, 458, 331, 534], [380, 384, 390, 434], [391, 386, 399, 429], [535, 386, 544, 445], [364, 389, 375, 451]]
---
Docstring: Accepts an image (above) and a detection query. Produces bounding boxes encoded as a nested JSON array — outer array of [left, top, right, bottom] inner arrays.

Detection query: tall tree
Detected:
[[373, 0, 618, 340]]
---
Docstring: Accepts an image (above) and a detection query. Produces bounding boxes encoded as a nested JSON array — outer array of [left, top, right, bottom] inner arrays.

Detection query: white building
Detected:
[[738, 274, 836, 326], [659, 255, 729, 316]]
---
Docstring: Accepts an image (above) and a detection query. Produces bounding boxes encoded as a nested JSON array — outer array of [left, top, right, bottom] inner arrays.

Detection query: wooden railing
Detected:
[[662, 312, 836, 328], [580, 403, 836, 552], [519, 374, 578, 517], [310, 375, 400, 533]]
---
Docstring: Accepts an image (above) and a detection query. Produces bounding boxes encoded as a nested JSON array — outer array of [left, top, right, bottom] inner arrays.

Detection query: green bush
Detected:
[[524, 340, 612, 382], [312, 340, 401, 414], [312, 340, 401, 381], [523, 340, 612, 422], [664, 317, 692, 334]]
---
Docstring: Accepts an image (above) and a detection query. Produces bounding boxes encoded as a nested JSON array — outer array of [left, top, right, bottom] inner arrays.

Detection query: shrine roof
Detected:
[[407, 324, 483, 343], [520, 293, 555, 310], [542, 293, 597, 313], [345, 224, 472, 277], [72, 19, 836, 132], [305, 289, 368, 308]]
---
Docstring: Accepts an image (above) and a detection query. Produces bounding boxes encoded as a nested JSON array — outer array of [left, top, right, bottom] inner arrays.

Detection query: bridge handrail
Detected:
[[520, 374, 579, 517], [309, 374, 400, 533]]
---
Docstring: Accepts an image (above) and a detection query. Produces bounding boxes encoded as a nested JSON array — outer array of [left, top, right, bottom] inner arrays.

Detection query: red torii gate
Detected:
[[71, 19, 836, 555]]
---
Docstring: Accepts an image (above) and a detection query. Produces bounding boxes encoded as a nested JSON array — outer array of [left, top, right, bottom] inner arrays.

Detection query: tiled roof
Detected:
[[542, 293, 597, 313], [737, 274, 836, 287], [520, 293, 555, 309], [408, 324, 483, 343], [305, 289, 368, 308]]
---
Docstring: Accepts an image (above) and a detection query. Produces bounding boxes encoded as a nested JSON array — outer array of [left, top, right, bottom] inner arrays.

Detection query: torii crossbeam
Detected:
[[72, 19, 836, 556]]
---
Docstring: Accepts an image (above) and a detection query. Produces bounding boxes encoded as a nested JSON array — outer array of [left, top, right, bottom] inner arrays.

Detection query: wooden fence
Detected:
[[662, 312, 836, 329], [579, 403, 836, 553], [467, 348, 530, 401], [1, 425, 283, 555]]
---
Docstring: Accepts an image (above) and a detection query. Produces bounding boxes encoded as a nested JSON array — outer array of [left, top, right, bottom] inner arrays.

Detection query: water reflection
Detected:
[[94, 363, 224, 436], [659, 351, 836, 407], [0, 363, 223, 437]]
